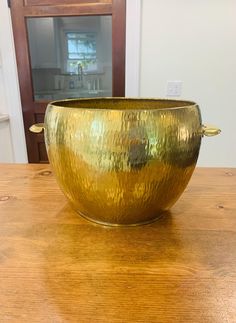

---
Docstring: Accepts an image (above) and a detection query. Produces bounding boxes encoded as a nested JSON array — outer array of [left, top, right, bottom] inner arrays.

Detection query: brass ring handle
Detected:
[[29, 123, 45, 133], [202, 124, 221, 137]]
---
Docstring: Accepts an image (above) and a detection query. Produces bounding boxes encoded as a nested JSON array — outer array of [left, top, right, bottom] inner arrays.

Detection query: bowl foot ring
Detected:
[[76, 210, 165, 227]]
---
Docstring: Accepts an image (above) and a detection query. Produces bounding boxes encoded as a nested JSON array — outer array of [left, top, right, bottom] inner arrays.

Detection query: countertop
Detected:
[[0, 164, 236, 322], [0, 114, 9, 122]]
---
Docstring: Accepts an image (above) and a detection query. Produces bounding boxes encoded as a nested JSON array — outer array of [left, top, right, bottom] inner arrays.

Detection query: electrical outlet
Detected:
[[166, 81, 182, 97]]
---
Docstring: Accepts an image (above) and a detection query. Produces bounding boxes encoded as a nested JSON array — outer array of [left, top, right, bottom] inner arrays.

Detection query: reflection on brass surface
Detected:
[[31, 98, 221, 226]]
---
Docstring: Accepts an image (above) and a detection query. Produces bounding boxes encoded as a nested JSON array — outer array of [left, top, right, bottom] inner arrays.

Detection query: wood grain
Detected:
[[23, 3, 113, 16], [24, 0, 112, 6], [112, 0, 126, 97], [0, 164, 236, 322]]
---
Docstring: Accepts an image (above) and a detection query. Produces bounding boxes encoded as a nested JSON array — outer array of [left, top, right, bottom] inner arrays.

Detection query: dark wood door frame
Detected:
[[10, 0, 126, 163]]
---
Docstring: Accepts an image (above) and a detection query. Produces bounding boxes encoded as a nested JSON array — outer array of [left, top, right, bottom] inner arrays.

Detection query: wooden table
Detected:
[[0, 164, 236, 322]]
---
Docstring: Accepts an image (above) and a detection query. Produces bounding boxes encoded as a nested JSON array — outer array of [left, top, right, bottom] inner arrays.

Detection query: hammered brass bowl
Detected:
[[30, 98, 220, 226]]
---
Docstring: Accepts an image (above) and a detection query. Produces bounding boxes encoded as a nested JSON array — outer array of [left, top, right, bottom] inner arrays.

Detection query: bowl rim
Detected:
[[47, 97, 198, 111]]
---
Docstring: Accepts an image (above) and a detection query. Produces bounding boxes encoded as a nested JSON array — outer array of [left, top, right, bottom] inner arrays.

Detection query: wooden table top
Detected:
[[0, 164, 236, 322]]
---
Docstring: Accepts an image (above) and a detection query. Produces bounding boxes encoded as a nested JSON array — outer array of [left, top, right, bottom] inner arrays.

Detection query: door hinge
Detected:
[[7, 0, 11, 8]]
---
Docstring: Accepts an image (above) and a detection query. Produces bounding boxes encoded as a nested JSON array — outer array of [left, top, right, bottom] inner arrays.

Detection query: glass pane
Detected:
[[26, 16, 112, 101]]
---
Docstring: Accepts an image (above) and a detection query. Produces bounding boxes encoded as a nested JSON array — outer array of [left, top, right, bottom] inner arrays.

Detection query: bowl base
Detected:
[[76, 210, 165, 227]]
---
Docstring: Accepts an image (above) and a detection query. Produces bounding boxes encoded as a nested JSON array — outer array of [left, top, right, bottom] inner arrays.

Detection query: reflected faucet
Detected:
[[77, 64, 83, 88]]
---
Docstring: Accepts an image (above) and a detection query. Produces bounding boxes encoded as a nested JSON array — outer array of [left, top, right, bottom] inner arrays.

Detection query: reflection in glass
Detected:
[[26, 16, 112, 101]]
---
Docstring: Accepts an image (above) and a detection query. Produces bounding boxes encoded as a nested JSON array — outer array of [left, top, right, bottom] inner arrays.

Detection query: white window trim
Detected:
[[125, 0, 141, 97]]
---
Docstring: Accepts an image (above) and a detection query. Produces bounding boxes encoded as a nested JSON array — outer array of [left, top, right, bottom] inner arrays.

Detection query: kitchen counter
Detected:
[[35, 89, 111, 101], [0, 113, 9, 122], [0, 115, 13, 163], [0, 164, 236, 322]]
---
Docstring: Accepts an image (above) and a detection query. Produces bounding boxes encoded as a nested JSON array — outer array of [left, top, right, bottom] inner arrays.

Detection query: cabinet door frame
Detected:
[[10, 0, 126, 162]]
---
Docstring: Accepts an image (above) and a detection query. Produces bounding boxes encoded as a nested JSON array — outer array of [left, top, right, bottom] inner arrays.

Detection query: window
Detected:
[[66, 32, 97, 73]]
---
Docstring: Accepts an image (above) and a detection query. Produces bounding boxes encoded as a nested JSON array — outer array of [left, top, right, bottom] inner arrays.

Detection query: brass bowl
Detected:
[[30, 98, 220, 226]]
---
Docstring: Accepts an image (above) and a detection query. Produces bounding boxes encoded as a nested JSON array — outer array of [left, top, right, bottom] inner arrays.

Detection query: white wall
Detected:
[[27, 18, 57, 68], [140, 0, 236, 167], [0, 20, 14, 163], [125, 0, 141, 97], [0, 0, 27, 163]]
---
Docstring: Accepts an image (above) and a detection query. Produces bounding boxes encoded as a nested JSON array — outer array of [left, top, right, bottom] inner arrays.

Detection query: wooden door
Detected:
[[10, 0, 126, 163]]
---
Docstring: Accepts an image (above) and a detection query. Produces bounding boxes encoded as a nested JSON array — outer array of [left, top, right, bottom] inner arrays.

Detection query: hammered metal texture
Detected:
[[45, 98, 202, 226]]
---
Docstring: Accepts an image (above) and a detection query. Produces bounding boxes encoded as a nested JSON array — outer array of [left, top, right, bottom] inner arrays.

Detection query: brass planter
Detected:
[[30, 98, 220, 226]]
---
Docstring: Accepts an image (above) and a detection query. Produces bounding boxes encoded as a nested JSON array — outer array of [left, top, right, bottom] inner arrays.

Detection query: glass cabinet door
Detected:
[[27, 16, 112, 101], [10, 0, 125, 162]]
